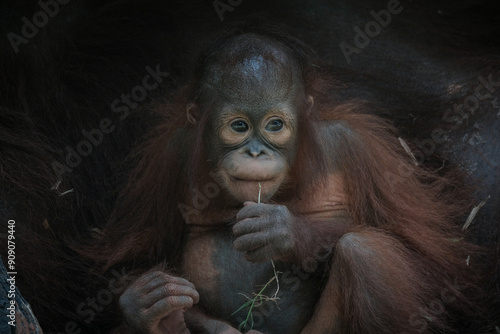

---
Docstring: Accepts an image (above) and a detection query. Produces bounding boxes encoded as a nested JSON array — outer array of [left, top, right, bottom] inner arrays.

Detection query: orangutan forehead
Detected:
[[199, 53, 302, 104]]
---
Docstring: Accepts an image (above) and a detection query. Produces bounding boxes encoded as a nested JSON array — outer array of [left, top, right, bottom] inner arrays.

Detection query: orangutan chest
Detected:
[[180, 226, 321, 333]]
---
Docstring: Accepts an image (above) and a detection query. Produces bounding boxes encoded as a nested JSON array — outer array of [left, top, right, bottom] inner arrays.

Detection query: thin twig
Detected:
[[270, 259, 280, 303], [258, 182, 280, 300], [258, 182, 261, 204], [51, 179, 75, 196], [233, 276, 279, 331], [398, 137, 418, 166], [233, 182, 281, 330], [463, 196, 490, 230]]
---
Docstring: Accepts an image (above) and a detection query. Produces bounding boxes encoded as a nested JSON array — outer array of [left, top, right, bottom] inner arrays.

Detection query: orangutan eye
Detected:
[[265, 119, 284, 132], [231, 120, 249, 133]]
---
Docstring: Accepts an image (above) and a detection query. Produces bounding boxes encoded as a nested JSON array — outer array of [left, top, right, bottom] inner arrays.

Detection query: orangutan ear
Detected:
[[306, 95, 314, 116], [186, 103, 199, 125]]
